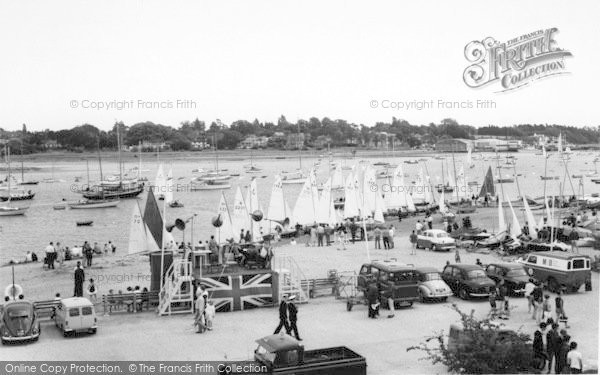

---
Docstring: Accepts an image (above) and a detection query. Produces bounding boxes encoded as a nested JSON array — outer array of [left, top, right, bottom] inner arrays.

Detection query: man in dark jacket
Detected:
[[366, 282, 379, 319], [74, 261, 85, 297], [287, 295, 301, 341], [546, 323, 561, 374], [273, 295, 290, 335]]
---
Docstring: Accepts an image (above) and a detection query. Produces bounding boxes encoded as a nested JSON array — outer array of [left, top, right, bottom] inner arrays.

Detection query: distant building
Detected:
[[474, 138, 522, 152], [313, 135, 332, 149], [435, 139, 472, 152], [43, 139, 61, 149], [240, 135, 269, 149], [286, 133, 306, 149]]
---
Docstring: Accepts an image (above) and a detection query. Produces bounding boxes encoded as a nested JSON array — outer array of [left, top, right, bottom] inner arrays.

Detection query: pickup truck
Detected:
[[220, 334, 366, 374]]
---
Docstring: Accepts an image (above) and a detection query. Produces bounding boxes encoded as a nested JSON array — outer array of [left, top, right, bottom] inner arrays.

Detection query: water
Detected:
[[1, 150, 598, 264]]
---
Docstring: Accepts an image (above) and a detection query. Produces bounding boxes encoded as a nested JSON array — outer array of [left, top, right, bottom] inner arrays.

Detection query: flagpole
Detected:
[[159, 192, 167, 295]]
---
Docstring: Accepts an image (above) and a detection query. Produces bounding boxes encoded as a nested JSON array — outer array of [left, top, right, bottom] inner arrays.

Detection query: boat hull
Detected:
[[0, 207, 28, 216], [69, 201, 120, 209], [0, 193, 35, 201], [281, 178, 306, 185], [190, 183, 231, 191], [81, 186, 144, 200]]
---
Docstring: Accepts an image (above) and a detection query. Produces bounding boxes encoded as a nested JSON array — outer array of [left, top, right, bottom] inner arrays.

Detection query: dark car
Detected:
[[485, 263, 530, 296], [441, 264, 496, 300], [0, 300, 40, 344]]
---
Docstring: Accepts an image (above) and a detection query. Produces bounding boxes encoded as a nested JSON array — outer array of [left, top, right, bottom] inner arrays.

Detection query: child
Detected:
[[555, 292, 569, 328], [455, 249, 461, 263], [488, 290, 498, 319], [87, 278, 97, 301], [542, 294, 552, 321], [205, 300, 216, 330]]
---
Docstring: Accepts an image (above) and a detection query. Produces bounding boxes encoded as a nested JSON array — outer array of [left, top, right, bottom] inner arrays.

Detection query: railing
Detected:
[[158, 260, 193, 316], [273, 256, 309, 303]]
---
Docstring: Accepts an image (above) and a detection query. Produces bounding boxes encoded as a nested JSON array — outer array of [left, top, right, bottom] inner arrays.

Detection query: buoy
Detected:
[[4, 284, 23, 300]]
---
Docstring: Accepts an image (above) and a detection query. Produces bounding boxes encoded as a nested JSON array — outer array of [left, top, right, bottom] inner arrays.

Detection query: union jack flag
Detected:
[[200, 273, 273, 312]]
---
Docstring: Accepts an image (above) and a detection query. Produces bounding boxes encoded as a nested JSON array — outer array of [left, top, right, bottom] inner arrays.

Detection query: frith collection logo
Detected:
[[463, 28, 572, 92]]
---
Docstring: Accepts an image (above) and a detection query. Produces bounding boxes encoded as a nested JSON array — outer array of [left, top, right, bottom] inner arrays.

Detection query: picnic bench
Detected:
[[102, 290, 159, 316], [33, 300, 61, 320], [301, 270, 340, 299]]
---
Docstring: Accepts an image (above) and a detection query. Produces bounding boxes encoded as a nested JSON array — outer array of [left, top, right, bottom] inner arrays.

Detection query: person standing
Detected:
[[336, 227, 347, 251], [317, 224, 324, 247], [488, 290, 498, 319], [569, 226, 579, 253], [426, 214, 433, 230], [194, 290, 207, 333], [557, 333, 571, 374], [382, 228, 390, 250], [324, 224, 331, 246], [532, 282, 544, 324], [74, 261, 85, 297], [45, 242, 56, 269], [546, 323, 561, 374], [567, 342, 583, 374], [525, 279, 536, 314], [388, 226, 395, 249], [83, 241, 93, 268], [366, 282, 379, 319], [454, 249, 461, 263], [374, 227, 381, 249], [87, 278, 97, 301], [274, 295, 290, 334], [287, 295, 301, 340], [415, 220, 423, 235], [310, 225, 317, 247], [555, 292, 569, 328], [204, 300, 216, 331], [409, 230, 418, 255], [109, 240, 116, 254], [542, 295, 553, 322], [533, 330, 546, 371], [56, 242, 65, 267]]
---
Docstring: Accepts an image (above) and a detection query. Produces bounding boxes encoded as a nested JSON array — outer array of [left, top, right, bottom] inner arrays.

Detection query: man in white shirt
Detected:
[[567, 342, 583, 374], [415, 220, 423, 235], [45, 242, 56, 269], [524, 279, 536, 313]]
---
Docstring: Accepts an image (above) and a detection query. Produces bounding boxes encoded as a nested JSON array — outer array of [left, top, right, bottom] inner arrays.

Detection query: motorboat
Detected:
[[68, 199, 120, 209]]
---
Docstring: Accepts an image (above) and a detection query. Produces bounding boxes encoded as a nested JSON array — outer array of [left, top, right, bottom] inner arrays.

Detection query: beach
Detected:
[[3, 207, 598, 374]]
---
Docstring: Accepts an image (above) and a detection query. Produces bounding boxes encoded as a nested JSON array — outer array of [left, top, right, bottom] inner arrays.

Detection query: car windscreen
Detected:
[[436, 233, 448, 238], [506, 268, 527, 277], [256, 345, 276, 363], [390, 271, 417, 283], [467, 270, 487, 279], [7, 307, 32, 318], [424, 272, 441, 281]]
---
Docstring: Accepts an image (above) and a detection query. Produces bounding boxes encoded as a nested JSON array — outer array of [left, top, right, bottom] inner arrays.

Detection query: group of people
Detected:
[[533, 320, 583, 373], [373, 225, 396, 249], [193, 287, 216, 333], [42, 240, 116, 270], [273, 294, 301, 340]]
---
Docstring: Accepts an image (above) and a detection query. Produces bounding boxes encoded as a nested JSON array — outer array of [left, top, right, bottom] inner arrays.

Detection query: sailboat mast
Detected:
[[7, 146, 11, 204], [451, 146, 459, 203], [138, 141, 142, 179], [116, 123, 123, 187], [86, 159, 90, 187], [297, 122, 302, 170], [97, 137, 104, 182], [214, 133, 219, 171], [20, 143, 24, 182]]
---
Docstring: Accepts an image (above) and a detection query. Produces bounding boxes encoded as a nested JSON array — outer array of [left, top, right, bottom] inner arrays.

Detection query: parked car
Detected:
[[485, 263, 530, 296], [0, 300, 40, 344], [54, 297, 97, 337], [517, 251, 592, 293], [414, 267, 453, 302], [357, 261, 419, 308], [441, 264, 496, 300], [416, 229, 456, 251]]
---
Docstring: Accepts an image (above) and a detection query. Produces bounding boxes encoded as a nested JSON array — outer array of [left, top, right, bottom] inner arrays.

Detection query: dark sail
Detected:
[[143, 188, 163, 248], [479, 166, 495, 197]]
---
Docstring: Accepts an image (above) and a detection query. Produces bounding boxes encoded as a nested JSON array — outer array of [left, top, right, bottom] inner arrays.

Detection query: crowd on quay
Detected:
[[10, 240, 118, 268]]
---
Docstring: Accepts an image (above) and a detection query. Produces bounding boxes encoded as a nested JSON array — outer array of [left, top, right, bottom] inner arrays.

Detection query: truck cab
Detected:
[[252, 334, 367, 374]]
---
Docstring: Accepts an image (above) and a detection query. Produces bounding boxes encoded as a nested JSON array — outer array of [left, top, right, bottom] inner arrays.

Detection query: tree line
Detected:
[[0, 117, 598, 153]]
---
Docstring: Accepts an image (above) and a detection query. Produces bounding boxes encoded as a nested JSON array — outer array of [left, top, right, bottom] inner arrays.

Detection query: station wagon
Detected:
[[517, 251, 591, 293], [357, 261, 419, 308]]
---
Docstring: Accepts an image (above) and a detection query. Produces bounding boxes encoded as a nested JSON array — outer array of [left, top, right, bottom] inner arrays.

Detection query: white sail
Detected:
[[522, 196, 538, 239], [405, 188, 416, 212], [343, 174, 359, 218], [329, 198, 338, 226], [267, 175, 286, 222], [363, 166, 377, 215], [507, 197, 522, 239], [498, 195, 507, 233], [164, 167, 174, 204], [293, 175, 317, 225], [232, 187, 250, 242], [466, 147, 473, 168], [374, 189, 385, 223], [128, 202, 149, 255], [215, 192, 235, 243], [558, 133, 563, 154], [317, 177, 333, 224], [154, 164, 166, 199], [285, 200, 295, 227], [439, 190, 447, 213], [331, 163, 344, 189]]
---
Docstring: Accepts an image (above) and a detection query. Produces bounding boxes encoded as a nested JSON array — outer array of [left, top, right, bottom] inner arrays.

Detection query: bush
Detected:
[[407, 304, 534, 374]]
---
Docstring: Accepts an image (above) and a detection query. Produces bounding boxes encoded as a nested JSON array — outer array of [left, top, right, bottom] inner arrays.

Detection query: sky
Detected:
[[0, 0, 598, 131]]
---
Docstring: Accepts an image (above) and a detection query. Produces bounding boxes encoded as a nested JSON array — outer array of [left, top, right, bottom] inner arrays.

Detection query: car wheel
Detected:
[[548, 277, 560, 293], [459, 288, 469, 300], [1, 339, 5, 345], [425, 246, 430, 251], [91, 328, 97, 334], [441, 297, 448, 303], [408, 301, 413, 307], [418, 290, 425, 303]]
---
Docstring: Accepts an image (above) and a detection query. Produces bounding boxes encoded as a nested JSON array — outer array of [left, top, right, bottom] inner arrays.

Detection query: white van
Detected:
[[54, 297, 97, 336]]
